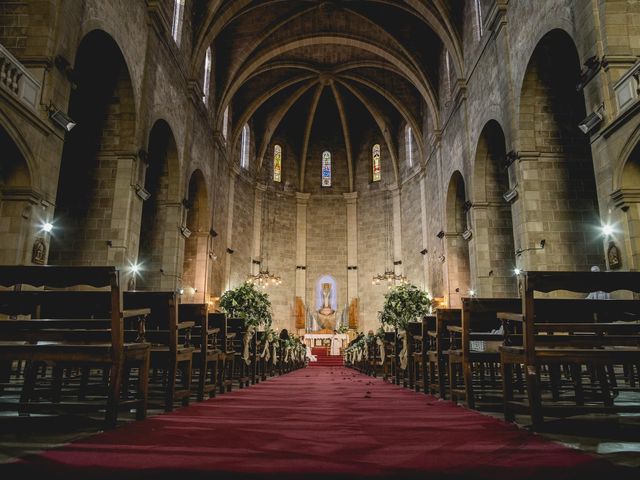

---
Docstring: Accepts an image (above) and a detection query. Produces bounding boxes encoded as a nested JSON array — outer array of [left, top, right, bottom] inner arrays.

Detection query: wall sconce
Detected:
[[138, 148, 149, 163], [463, 201, 472, 212], [180, 226, 192, 238], [209, 228, 218, 237], [438, 255, 446, 263], [576, 56, 601, 91], [48, 106, 76, 132], [503, 188, 518, 203], [420, 248, 428, 255], [226, 247, 234, 254], [135, 184, 151, 201], [462, 229, 472, 241], [436, 230, 445, 239], [516, 239, 545, 257], [504, 150, 519, 168]]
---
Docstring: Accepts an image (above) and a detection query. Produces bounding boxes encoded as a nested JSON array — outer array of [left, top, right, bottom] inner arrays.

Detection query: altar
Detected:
[[303, 333, 349, 352]]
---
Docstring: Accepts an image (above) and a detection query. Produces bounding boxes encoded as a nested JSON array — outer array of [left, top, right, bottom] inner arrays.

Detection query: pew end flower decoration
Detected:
[[378, 283, 432, 331]]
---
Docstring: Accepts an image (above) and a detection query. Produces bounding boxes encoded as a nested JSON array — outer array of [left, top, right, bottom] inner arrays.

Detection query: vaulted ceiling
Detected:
[[191, 1, 465, 191]]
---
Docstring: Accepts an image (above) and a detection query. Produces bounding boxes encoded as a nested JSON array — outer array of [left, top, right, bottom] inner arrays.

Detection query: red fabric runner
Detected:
[[3, 367, 635, 479]]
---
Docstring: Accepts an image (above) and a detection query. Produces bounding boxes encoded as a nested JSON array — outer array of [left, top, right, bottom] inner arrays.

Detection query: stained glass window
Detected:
[[222, 107, 229, 139], [171, 0, 185, 46], [372, 144, 381, 182], [405, 126, 413, 167], [474, 0, 484, 39], [241, 124, 250, 169], [273, 145, 282, 182], [322, 151, 331, 187], [202, 47, 212, 104]]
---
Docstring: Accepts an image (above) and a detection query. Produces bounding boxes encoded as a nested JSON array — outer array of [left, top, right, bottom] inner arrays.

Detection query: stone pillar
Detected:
[[419, 175, 429, 290], [295, 192, 310, 302], [390, 186, 403, 277], [252, 184, 266, 275], [224, 170, 237, 291], [343, 192, 358, 302], [611, 189, 640, 271], [108, 153, 138, 274]]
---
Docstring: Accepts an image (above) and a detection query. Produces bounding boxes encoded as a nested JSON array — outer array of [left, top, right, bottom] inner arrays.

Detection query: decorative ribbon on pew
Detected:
[[272, 342, 278, 365], [284, 346, 291, 363], [261, 330, 274, 362], [242, 326, 256, 365], [376, 337, 385, 366], [364, 340, 369, 360], [398, 330, 408, 370]]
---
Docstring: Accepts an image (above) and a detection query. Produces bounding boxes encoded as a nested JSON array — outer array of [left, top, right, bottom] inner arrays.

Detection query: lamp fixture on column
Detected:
[[372, 187, 406, 287], [247, 187, 281, 288]]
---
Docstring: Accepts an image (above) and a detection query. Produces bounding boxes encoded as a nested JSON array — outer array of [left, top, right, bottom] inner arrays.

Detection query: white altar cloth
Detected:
[[303, 333, 349, 355]]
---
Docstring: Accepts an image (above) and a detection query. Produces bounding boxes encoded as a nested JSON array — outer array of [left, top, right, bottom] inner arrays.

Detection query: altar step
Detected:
[[309, 347, 343, 367]]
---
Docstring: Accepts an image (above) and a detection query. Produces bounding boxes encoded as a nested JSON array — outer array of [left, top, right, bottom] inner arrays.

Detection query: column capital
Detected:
[[295, 191, 311, 205], [255, 183, 267, 192], [343, 191, 358, 203]]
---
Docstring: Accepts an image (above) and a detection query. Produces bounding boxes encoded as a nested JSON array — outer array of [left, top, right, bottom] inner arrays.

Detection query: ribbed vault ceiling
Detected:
[[191, 0, 465, 191]]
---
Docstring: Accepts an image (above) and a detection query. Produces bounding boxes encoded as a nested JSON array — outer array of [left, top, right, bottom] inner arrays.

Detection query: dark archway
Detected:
[[137, 120, 180, 290], [445, 171, 471, 308], [49, 30, 136, 266], [471, 120, 517, 297], [517, 29, 602, 271], [182, 169, 210, 303]]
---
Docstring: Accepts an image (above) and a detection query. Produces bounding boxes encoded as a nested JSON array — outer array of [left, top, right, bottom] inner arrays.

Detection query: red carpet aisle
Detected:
[[3, 368, 635, 480], [308, 347, 343, 366]]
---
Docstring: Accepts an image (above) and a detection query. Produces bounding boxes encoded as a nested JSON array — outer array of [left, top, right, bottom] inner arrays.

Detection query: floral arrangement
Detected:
[[377, 283, 432, 331], [219, 282, 273, 328], [336, 324, 349, 334]]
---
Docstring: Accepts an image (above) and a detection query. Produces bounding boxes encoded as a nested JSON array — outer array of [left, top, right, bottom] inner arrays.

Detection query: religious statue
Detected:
[[317, 282, 336, 330], [31, 238, 46, 265]]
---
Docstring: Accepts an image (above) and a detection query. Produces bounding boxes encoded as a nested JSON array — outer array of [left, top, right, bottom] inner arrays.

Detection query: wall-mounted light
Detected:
[[576, 56, 601, 92], [601, 223, 615, 237], [462, 229, 472, 241], [135, 184, 151, 201], [463, 201, 473, 212], [504, 150, 519, 168], [180, 226, 192, 238], [513, 268, 521, 275], [578, 104, 604, 134], [503, 188, 518, 203], [468, 289, 476, 297], [48, 106, 76, 132], [436, 230, 445, 239], [209, 228, 218, 237], [438, 255, 446, 263], [420, 248, 428, 255], [226, 247, 234, 254], [516, 239, 545, 257], [41, 221, 53, 233]]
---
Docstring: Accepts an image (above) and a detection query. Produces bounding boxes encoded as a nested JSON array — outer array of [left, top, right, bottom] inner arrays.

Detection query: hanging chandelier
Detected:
[[247, 269, 282, 288], [373, 186, 406, 287], [247, 186, 281, 288]]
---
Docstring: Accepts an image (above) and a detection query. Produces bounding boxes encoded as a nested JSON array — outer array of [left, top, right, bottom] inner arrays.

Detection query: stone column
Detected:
[[343, 192, 358, 302], [252, 184, 266, 275], [295, 192, 310, 302], [108, 153, 138, 272], [390, 186, 403, 277], [224, 169, 237, 291], [419, 175, 429, 290]]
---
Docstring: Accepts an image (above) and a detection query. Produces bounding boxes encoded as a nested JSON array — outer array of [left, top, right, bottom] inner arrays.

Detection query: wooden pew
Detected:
[[426, 309, 460, 398], [123, 292, 193, 411], [227, 317, 251, 388], [0, 266, 150, 428], [499, 271, 640, 428], [413, 314, 434, 394], [448, 298, 520, 409], [179, 304, 221, 400], [402, 321, 421, 389], [208, 312, 235, 392]]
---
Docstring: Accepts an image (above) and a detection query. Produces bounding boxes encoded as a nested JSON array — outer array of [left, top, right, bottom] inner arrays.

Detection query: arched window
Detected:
[[240, 124, 250, 169], [372, 144, 381, 182], [202, 47, 212, 104], [445, 51, 452, 98], [171, 0, 185, 46], [222, 106, 229, 139], [273, 145, 282, 182], [322, 151, 331, 187], [405, 126, 413, 167], [474, 0, 484, 40]]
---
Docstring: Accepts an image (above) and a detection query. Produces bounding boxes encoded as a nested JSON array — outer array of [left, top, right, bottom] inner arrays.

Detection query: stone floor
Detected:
[[1, 380, 639, 469]]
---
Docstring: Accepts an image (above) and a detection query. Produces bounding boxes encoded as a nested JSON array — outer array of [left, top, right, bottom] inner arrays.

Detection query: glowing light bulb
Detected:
[[469, 289, 476, 297], [601, 224, 614, 237], [42, 222, 53, 233], [513, 268, 521, 275]]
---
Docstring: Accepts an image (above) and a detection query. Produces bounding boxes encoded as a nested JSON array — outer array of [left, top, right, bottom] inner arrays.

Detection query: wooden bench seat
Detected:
[[499, 271, 640, 428], [0, 265, 150, 429]]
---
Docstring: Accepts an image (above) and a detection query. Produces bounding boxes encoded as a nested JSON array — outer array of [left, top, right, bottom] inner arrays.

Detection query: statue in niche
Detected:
[[31, 238, 46, 265], [317, 282, 336, 330], [607, 241, 621, 270]]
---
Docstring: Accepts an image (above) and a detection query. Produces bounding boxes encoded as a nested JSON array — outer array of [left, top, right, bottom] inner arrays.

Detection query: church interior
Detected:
[[1, 0, 640, 478]]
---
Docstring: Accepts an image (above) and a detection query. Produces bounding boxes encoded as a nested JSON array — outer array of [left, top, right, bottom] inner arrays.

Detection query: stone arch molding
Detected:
[[0, 110, 38, 192]]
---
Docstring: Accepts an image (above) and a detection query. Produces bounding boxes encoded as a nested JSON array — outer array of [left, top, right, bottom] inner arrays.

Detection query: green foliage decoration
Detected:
[[219, 282, 273, 328], [377, 283, 432, 330]]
